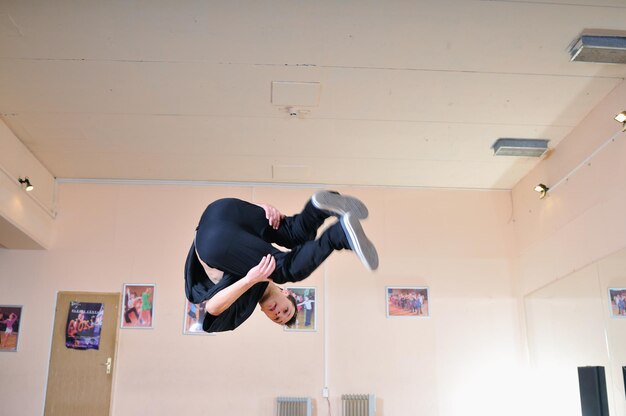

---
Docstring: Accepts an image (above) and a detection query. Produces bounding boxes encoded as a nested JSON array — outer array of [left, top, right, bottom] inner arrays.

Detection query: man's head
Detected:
[[259, 285, 297, 326]]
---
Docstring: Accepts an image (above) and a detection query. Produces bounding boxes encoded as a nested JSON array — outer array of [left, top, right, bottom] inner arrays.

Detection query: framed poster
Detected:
[[183, 299, 213, 335], [0, 305, 23, 352], [284, 287, 317, 332], [609, 288, 626, 318], [386, 286, 430, 318], [121, 284, 155, 329]]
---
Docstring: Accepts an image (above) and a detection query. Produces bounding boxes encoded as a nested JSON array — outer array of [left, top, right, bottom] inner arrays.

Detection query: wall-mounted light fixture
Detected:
[[534, 183, 549, 199], [18, 177, 34, 192], [616, 111, 626, 131], [534, 112, 625, 201]]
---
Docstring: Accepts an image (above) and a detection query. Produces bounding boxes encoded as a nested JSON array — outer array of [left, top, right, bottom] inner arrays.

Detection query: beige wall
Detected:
[[513, 79, 626, 415], [513, 80, 626, 296], [0, 120, 57, 249], [0, 183, 521, 416]]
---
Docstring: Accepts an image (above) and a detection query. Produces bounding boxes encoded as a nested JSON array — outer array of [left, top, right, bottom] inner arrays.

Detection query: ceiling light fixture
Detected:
[[18, 177, 34, 192], [534, 184, 549, 199], [616, 111, 626, 131]]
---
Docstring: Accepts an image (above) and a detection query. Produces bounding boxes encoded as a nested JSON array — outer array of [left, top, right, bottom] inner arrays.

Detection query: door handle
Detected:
[[101, 357, 112, 374]]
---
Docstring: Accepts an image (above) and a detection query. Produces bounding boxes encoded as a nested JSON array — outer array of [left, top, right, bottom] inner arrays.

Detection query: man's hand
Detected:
[[245, 255, 276, 284], [256, 203, 284, 230]]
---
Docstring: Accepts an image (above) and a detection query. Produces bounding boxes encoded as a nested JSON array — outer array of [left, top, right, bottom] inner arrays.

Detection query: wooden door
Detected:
[[44, 292, 120, 416]]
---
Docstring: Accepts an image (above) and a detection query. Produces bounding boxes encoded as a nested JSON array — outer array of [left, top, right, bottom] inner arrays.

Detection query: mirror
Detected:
[[524, 246, 626, 415]]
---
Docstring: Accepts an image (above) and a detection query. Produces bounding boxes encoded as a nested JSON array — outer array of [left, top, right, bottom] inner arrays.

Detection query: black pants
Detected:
[[124, 307, 139, 323], [194, 198, 347, 283]]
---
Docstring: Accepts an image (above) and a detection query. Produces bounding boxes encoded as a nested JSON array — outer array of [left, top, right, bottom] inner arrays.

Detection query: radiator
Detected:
[[276, 396, 312, 416], [342, 394, 375, 416]]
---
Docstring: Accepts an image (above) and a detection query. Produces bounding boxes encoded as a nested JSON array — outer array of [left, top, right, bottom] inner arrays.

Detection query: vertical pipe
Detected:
[[323, 263, 329, 392]]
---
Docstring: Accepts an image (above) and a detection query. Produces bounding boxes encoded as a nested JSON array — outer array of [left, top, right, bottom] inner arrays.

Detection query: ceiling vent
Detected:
[[492, 138, 549, 157], [569, 30, 626, 64]]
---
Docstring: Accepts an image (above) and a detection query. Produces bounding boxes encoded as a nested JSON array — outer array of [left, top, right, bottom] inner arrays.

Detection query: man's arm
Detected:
[[205, 255, 276, 316]]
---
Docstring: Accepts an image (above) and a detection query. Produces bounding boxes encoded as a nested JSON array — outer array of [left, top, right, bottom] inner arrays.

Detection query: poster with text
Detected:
[[66, 301, 104, 350]]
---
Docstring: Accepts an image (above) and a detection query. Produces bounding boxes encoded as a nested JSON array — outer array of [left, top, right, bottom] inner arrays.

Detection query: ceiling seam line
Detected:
[[0, 57, 622, 80]]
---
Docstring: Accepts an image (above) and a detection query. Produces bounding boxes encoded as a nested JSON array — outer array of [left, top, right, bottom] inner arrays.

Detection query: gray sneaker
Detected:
[[340, 212, 379, 271], [312, 191, 369, 219]]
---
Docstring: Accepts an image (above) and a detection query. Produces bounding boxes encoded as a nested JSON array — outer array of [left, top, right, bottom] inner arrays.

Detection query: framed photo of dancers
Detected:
[[183, 299, 214, 335], [0, 305, 22, 352], [608, 288, 626, 318], [284, 287, 317, 332], [386, 286, 430, 318], [121, 284, 155, 329]]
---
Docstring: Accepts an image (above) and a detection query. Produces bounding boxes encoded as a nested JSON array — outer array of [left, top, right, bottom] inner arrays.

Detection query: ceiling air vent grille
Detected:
[[492, 138, 549, 157], [569, 32, 626, 64]]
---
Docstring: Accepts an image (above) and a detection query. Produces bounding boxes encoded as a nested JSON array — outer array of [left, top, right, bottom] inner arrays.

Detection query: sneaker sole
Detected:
[[340, 213, 379, 271], [312, 191, 369, 219]]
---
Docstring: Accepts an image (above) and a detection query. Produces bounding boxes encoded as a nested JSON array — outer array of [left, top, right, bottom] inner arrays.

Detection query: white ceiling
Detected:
[[0, 0, 625, 189]]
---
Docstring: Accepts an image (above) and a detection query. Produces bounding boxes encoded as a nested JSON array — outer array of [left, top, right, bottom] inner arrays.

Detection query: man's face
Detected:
[[259, 290, 295, 325]]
